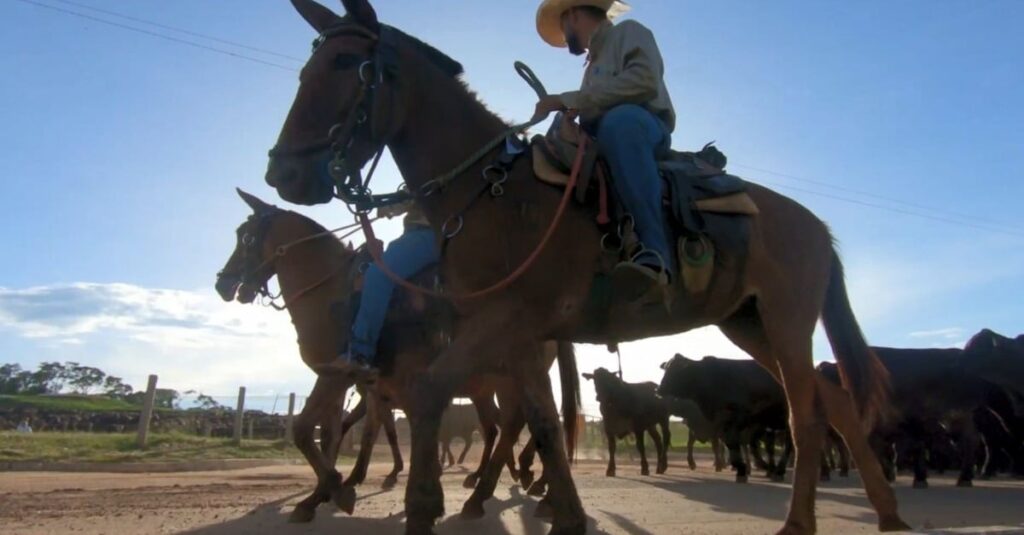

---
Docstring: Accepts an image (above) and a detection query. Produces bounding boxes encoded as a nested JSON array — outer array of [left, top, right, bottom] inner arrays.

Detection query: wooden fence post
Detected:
[[285, 393, 296, 442], [233, 386, 246, 446], [136, 374, 158, 450]]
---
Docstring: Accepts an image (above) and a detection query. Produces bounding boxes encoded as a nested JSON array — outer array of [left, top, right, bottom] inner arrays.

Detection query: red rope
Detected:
[[359, 137, 589, 303]]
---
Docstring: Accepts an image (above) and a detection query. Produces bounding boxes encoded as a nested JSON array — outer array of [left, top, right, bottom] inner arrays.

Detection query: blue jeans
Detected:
[[594, 104, 672, 273], [349, 227, 438, 360]]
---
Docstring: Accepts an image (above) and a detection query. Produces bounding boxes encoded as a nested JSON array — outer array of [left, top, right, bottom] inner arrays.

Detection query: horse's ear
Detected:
[[581, 373, 594, 381], [237, 188, 271, 213], [290, 0, 343, 33], [340, 0, 379, 31]]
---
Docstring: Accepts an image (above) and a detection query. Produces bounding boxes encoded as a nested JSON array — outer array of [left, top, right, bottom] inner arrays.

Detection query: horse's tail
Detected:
[[821, 248, 891, 430], [557, 340, 582, 463]]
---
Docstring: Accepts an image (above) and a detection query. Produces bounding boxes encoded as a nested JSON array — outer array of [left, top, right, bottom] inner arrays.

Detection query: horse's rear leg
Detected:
[[461, 389, 526, 519], [815, 376, 909, 531], [382, 407, 404, 490], [464, 395, 500, 489], [457, 434, 472, 464], [519, 437, 538, 487]]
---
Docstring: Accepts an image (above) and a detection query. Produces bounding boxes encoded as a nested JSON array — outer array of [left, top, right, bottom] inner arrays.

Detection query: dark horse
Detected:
[[264, 1, 908, 533], [215, 190, 578, 522]]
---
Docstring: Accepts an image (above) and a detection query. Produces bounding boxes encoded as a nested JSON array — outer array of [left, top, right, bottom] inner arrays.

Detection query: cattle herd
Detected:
[[587, 328, 1024, 491]]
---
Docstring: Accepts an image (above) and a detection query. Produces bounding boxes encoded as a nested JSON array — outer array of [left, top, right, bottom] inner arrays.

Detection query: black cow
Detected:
[[819, 342, 1015, 488], [659, 354, 791, 483], [662, 395, 725, 471], [583, 368, 670, 477]]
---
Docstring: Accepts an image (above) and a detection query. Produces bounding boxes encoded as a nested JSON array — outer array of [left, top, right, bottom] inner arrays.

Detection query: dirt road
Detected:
[[2, 454, 1023, 534]]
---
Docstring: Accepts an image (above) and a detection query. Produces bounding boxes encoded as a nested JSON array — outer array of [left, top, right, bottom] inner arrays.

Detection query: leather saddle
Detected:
[[531, 113, 758, 219]]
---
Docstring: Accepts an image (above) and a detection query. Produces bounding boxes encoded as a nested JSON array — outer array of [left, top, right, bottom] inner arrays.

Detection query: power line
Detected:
[[11, 0, 1022, 240], [732, 163, 1024, 233], [48, 0, 306, 63], [755, 179, 1024, 240], [11, 0, 299, 73]]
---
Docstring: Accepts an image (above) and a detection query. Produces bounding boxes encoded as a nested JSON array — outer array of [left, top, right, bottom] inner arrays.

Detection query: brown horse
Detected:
[[264, 2, 909, 533], [215, 189, 576, 522]]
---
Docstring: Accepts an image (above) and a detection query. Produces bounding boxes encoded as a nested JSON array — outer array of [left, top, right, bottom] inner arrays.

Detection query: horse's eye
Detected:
[[334, 53, 362, 70]]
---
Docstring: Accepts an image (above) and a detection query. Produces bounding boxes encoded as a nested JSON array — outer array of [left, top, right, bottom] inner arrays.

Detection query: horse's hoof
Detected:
[[510, 470, 520, 482], [605, 468, 616, 478], [520, 470, 534, 489], [462, 474, 480, 489], [382, 475, 399, 490], [459, 500, 485, 520], [956, 479, 973, 488], [641, 467, 650, 476], [526, 482, 546, 497], [288, 506, 316, 523], [912, 480, 928, 490], [879, 516, 912, 532], [332, 484, 357, 515], [736, 474, 748, 484], [657, 465, 667, 475], [688, 462, 697, 471], [534, 500, 554, 520]]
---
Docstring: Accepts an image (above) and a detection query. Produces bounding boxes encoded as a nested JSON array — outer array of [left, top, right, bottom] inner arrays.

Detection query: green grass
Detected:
[[0, 394, 138, 412], [0, 431, 304, 464]]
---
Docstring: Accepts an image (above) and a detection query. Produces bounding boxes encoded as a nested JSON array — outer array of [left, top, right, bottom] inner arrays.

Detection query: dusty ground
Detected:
[[1, 450, 1023, 535]]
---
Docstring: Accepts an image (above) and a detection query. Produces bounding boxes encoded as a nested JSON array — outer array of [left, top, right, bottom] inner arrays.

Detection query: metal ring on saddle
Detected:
[[482, 165, 508, 197], [442, 215, 464, 239], [358, 60, 376, 85]]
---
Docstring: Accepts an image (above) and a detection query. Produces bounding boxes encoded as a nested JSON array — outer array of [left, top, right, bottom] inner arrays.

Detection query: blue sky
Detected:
[[1, 0, 1022, 414]]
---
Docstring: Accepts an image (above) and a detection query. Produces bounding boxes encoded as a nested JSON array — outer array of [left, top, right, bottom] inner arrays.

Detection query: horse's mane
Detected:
[[339, 16, 511, 126]]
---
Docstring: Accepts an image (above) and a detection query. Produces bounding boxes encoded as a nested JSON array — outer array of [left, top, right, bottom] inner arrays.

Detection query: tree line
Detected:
[[0, 361, 213, 410]]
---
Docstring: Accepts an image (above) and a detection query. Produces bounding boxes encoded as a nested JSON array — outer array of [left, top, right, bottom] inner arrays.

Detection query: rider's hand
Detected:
[[532, 95, 567, 122]]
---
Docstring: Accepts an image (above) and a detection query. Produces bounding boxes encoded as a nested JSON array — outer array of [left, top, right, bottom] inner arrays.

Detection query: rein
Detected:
[[248, 217, 377, 310]]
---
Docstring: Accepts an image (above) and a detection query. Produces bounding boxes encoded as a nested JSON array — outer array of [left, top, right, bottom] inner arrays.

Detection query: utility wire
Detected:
[[48, 0, 305, 63], [11, 0, 300, 72], [11, 0, 1022, 240]]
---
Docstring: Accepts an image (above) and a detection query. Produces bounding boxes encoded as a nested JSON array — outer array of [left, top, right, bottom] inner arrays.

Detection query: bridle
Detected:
[[267, 22, 409, 215], [223, 208, 369, 311], [265, 19, 580, 302]]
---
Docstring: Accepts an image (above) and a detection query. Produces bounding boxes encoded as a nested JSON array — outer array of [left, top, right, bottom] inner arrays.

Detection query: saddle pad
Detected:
[[533, 143, 572, 187]]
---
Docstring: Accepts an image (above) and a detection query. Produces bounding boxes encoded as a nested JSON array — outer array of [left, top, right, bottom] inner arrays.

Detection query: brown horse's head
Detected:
[[216, 189, 287, 303], [265, 0, 463, 205], [215, 188, 360, 307]]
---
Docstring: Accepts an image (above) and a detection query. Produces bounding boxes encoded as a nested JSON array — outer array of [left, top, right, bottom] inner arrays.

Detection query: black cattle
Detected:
[[658, 354, 791, 483], [583, 368, 670, 477], [819, 342, 1017, 488], [662, 395, 725, 471]]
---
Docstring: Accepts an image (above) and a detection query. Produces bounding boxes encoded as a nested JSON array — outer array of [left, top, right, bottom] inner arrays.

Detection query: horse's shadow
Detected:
[[180, 483, 611, 535]]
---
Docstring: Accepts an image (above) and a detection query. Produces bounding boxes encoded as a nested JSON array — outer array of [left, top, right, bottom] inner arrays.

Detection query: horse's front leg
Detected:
[[289, 376, 353, 523], [404, 305, 517, 535]]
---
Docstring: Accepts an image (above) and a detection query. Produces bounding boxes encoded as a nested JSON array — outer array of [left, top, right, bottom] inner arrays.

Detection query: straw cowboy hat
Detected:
[[536, 0, 631, 47]]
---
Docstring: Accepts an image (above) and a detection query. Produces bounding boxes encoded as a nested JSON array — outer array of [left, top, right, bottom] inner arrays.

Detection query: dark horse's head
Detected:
[[215, 188, 361, 310], [215, 189, 287, 304], [265, 0, 463, 206]]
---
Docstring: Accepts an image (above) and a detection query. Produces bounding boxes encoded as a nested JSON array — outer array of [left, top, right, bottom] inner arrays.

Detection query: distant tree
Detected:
[[31, 362, 70, 393], [154, 388, 181, 409], [67, 364, 107, 394], [102, 376, 134, 398], [0, 364, 24, 394], [195, 393, 223, 411]]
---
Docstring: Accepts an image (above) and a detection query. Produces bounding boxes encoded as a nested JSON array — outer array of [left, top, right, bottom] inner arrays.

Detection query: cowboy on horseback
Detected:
[[533, 0, 676, 292], [334, 203, 437, 377]]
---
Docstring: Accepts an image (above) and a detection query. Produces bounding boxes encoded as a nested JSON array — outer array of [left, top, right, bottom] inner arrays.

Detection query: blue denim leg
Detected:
[[595, 104, 672, 273], [350, 227, 438, 360]]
